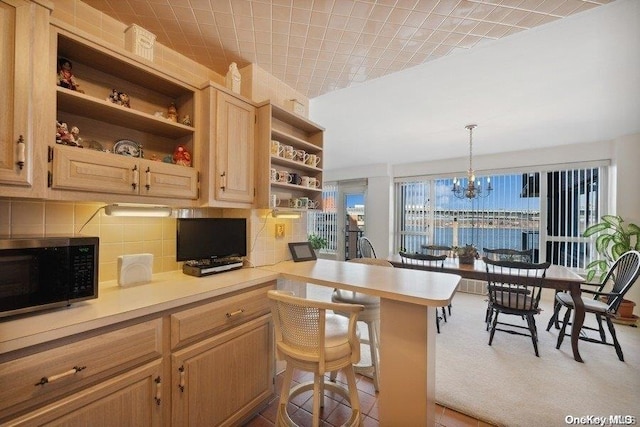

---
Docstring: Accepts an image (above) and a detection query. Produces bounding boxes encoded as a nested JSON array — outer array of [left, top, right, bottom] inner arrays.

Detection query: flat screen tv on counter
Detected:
[[176, 218, 247, 276]]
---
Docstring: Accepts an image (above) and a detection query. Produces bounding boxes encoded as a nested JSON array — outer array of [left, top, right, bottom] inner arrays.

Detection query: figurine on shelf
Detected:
[[173, 145, 191, 167], [69, 126, 83, 147], [167, 102, 178, 122], [225, 62, 241, 94], [57, 57, 83, 92], [107, 89, 119, 104], [56, 121, 82, 147], [118, 92, 131, 108], [106, 89, 131, 108], [180, 114, 192, 126]]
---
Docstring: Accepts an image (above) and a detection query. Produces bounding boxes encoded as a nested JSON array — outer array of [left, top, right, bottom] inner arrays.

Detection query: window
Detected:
[[307, 183, 338, 254], [394, 163, 606, 270]]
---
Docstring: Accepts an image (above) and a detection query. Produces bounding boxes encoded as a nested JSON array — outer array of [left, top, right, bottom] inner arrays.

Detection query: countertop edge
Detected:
[[0, 268, 279, 355]]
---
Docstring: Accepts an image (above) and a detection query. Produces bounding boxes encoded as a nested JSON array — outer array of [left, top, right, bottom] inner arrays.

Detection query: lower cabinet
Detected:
[[0, 282, 275, 426], [171, 315, 274, 426], [7, 361, 163, 426]]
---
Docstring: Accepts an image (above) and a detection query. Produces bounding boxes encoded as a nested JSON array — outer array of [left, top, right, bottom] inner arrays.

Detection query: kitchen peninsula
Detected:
[[263, 259, 460, 426], [0, 261, 459, 426]]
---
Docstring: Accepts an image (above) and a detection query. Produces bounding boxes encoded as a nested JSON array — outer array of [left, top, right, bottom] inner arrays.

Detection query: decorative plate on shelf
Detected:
[[113, 139, 142, 158]]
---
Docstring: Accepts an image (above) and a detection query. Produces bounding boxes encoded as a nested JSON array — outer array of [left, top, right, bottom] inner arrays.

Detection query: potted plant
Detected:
[[583, 215, 640, 283], [308, 234, 327, 255], [455, 244, 478, 265]]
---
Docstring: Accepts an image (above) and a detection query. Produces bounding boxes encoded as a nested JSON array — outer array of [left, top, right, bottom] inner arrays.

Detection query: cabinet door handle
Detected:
[[226, 308, 245, 319], [132, 165, 139, 190], [35, 365, 86, 386], [178, 366, 185, 392], [154, 376, 162, 405], [145, 167, 151, 190], [220, 171, 226, 191], [16, 135, 26, 170]]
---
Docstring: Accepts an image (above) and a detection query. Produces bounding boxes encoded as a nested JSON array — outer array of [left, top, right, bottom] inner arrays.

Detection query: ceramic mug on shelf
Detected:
[[271, 140, 282, 156], [276, 170, 292, 183], [270, 168, 277, 182], [270, 194, 281, 208], [306, 154, 321, 167], [308, 200, 319, 209], [298, 197, 309, 209], [282, 145, 295, 160], [301, 176, 311, 187], [289, 172, 302, 185], [309, 177, 321, 188], [294, 149, 306, 163], [288, 198, 303, 208]]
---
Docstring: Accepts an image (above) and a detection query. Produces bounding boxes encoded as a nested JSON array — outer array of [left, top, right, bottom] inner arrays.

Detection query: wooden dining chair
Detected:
[[482, 248, 534, 326], [422, 244, 453, 258], [483, 257, 550, 356], [547, 250, 640, 361], [358, 236, 376, 258], [398, 251, 450, 333]]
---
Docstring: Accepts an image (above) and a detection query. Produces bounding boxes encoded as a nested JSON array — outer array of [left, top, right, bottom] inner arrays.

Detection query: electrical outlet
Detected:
[[275, 223, 285, 238]]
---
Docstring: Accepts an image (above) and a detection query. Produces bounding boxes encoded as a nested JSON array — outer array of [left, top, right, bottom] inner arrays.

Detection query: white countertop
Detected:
[[263, 259, 460, 307], [1, 259, 460, 355], [0, 268, 278, 355]]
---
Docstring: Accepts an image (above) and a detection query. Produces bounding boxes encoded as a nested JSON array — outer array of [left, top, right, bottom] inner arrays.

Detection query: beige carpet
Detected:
[[436, 292, 640, 427]]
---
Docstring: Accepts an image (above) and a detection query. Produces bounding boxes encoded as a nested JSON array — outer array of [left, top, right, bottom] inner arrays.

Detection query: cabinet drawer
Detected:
[[0, 319, 162, 420], [171, 282, 275, 350]]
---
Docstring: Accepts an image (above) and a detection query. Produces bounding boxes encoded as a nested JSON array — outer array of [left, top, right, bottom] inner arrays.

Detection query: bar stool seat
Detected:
[[268, 290, 364, 427], [330, 257, 393, 392]]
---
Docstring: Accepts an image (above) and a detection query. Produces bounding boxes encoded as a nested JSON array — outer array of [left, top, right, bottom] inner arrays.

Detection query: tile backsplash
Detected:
[[0, 200, 307, 282]]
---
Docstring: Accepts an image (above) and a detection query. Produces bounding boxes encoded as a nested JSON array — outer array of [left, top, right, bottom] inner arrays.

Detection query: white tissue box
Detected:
[[118, 253, 153, 286]]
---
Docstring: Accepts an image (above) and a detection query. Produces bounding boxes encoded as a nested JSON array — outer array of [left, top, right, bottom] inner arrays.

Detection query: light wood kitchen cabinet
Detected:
[[0, 0, 51, 197], [170, 282, 275, 426], [0, 319, 163, 424], [172, 316, 273, 427], [200, 84, 256, 207], [7, 361, 163, 426], [51, 144, 198, 200], [0, 279, 276, 426], [47, 25, 200, 203], [256, 102, 324, 211]]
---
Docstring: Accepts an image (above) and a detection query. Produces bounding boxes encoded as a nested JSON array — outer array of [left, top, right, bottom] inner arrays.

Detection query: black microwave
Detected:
[[0, 236, 99, 318]]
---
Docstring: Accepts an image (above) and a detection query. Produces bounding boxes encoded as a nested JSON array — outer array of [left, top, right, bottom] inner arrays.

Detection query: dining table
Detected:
[[389, 254, 587, 362]]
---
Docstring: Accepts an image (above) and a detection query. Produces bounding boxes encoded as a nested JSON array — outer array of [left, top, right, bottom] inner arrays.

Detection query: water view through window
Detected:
[[396, 166, 602, 269]]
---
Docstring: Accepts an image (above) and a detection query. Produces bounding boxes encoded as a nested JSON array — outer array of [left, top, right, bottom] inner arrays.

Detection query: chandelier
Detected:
[[452, 124, 493, 199]]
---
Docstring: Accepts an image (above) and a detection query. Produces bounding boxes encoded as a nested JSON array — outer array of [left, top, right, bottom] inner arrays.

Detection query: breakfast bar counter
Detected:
[[262, 259, 461, 426]]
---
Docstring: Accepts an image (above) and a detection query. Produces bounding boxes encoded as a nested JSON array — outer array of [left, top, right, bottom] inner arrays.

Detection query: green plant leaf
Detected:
[[586, 270, 596, 282], [612, 243, 628, 259], [602, 215, 623, 228], [628, 223, 640, 235], [583, 222, 609, 237], [595, 234, 611, 254]]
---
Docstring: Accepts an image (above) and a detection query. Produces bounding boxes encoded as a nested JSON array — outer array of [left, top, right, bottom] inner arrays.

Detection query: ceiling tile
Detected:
[[83, 0, 611, 98]]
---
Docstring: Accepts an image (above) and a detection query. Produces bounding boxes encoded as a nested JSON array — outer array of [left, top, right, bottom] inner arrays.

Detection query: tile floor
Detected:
[[243, 369, 496, 427]]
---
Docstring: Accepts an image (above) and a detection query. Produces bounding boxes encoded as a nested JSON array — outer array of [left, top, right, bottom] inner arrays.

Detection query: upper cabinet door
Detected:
[[215, 92, 255, 203], [0, 0, 49, 193]]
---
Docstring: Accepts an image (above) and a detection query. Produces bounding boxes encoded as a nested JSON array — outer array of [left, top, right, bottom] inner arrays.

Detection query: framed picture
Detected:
[[288, 242, 317, 262]]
